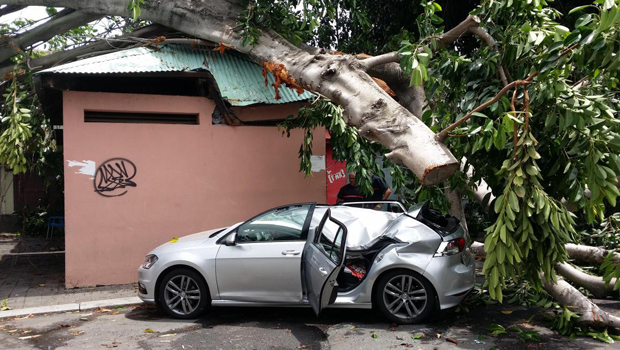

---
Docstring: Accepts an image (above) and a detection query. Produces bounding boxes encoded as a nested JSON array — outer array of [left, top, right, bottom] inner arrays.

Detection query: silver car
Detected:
[[137, 202, 474, 324]]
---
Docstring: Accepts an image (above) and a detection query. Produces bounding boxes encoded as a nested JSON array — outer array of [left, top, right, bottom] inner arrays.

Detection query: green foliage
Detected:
[[577, 212, 620, 248], [601, 252, 620, 291], [397, 1, 443, 86], [127, 0, 145, 21], [280, 99, 381, 196], [483, 129, 576, 301], [280, 98, 451, 211], [551, 306, 580, 336], [416, 0, 620, 302], [19, 207, 49, 236], [488, 323, 507, 336], [0, 78, 33, 174], [238, 0, 343, 47]]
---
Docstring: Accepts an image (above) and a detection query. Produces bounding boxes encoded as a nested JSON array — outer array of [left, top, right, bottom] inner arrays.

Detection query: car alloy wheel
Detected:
[[375, 269, 435, 324], [158, 268, 210, 319], [383, 275, 427, 318], [164, 275, 201, 316]]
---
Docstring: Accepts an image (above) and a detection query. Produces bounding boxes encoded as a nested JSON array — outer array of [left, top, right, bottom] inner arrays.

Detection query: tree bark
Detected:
[[0, 5, 25, 17], [0, 9, 101, 63], [368, 63, 426, 118], [1, 0, 459, 185], [0, 24, 171, 77], [556, 262, 617, 298], [565, 243, 620, 264], [541, 274, 620, 328]]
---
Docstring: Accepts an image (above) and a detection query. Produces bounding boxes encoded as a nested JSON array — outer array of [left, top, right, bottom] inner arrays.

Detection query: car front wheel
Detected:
[[158, 268, 210, 319], [374, 269, 436, 324]]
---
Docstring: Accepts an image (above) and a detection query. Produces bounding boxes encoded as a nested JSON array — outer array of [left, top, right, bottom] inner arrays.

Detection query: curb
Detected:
[[0, 296, 143, 320]]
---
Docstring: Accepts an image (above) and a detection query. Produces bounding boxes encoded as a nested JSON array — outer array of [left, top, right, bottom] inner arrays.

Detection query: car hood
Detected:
[[150, 223, 241, 254]]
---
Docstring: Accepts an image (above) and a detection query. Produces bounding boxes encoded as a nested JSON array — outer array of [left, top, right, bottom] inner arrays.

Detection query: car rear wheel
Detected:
[[158, 268, 210, 319], [374, 269, 435, 324]]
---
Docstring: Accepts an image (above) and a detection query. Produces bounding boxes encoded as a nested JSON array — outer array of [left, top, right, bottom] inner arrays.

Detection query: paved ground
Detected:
[[1, 301, 619, 350], [0, 236, 136, 310]]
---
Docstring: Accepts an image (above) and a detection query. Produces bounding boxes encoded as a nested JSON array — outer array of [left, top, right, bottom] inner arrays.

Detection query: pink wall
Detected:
[[63, 91, 325, 287]]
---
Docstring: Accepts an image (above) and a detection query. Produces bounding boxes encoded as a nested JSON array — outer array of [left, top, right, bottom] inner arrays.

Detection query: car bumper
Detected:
[[423, 249, 475, 309], [137, 266, 157, 304]]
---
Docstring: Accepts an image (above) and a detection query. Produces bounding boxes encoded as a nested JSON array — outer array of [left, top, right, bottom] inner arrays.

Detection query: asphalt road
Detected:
[[1, 302, 618, 350]]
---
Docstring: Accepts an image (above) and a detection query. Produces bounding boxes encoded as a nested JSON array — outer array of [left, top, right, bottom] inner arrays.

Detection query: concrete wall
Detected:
[[63, 91, 325, 287]]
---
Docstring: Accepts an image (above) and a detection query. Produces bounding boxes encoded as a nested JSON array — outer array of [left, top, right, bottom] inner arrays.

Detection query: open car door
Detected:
[[302, 208, 348, 316]]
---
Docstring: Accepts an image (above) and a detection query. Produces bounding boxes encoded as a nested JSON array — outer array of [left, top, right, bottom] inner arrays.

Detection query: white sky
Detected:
[[1, 6, 118, 52], [0, 6, 51, 25]]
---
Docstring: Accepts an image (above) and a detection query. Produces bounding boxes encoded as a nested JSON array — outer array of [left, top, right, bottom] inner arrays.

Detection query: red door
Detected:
[[325, 138, 347, 205]]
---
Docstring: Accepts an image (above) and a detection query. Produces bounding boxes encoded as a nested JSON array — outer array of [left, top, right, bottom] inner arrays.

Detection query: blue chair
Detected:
[[47, 216, 64, 239]]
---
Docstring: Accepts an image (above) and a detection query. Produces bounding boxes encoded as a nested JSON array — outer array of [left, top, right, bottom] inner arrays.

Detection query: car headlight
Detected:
[[141, 254, 158, 269]]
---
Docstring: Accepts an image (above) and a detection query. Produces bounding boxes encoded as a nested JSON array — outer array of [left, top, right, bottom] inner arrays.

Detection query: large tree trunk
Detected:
[[1, 0, 459, 185]]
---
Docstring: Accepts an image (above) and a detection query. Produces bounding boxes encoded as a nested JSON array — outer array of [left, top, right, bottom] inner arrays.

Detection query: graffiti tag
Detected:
[[94, 158, 137, 197]]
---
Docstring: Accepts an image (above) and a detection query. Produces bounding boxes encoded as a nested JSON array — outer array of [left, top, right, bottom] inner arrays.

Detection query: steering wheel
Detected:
[[263, 231, 278, 241]]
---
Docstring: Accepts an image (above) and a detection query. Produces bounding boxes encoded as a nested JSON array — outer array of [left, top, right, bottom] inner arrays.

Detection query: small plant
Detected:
[[508, 326, 541, 343], [1, 298, 11, 311], [19, 207, 48, 236], [488, 323, 507, 336]]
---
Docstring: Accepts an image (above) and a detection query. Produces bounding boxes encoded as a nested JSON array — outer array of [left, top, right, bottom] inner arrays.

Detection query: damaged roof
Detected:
[[38, 44, 315, 106]]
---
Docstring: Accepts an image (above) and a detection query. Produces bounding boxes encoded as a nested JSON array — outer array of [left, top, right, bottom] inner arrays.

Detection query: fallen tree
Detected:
[[471, 240, 620, 328], [1, 0, 619, 334]]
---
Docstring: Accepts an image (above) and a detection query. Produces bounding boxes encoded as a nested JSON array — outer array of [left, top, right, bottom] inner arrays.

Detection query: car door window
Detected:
[[314, 221, 345, 264], [236, 204, 312, 242]]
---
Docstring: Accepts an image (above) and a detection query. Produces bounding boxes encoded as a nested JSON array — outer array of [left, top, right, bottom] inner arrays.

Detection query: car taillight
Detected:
[[434, 237, 466, 256]]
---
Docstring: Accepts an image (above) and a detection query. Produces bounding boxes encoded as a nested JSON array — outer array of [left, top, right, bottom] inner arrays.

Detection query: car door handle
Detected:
[[281, 250, 301, 256], [319, 267, 328, 276]]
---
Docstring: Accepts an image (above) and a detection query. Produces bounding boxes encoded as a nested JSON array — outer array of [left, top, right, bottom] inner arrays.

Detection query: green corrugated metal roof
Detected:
[[39, 44, 314, 106]]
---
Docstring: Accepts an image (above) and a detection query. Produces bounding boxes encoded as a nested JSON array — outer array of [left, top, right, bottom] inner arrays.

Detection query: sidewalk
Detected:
[[0, 235, 140, 316]]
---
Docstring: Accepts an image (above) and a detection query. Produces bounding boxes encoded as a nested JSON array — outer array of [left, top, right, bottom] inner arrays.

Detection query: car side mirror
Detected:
[[225, 232, 236, 246]]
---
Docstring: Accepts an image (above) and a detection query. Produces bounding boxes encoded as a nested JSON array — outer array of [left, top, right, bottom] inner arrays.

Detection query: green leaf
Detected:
[[575, 14, 593, 28], [526, 165, 538, 176], [509, 191, 519, 210], [527, 147, 541, 159]]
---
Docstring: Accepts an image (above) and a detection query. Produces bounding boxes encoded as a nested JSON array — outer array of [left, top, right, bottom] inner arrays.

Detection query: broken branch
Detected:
[[360, 52, 401, 71], [436, 79, 531, 142]]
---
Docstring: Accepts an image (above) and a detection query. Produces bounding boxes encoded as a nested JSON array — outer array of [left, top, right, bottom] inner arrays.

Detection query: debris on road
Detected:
[[446, 337, 458, 344], [18, 334, 40, 340]]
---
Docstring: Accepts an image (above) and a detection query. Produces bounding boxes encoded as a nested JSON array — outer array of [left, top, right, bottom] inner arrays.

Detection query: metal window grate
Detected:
[[84, 111, 199, 125]]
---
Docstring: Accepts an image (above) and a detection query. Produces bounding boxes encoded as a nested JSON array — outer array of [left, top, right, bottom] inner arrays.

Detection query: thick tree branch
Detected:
[[541, 275, 620, 328], [0, 5, 25, 17], [0, 24, 170, 78], [471, 242, 620, 328], [565, 243, 620, 264], [437, 15, 480, 48], [556, 262, 617, 298], [0, 9, 101, 64], [360, 52, 401, 71], [368, 63, 425, 117]]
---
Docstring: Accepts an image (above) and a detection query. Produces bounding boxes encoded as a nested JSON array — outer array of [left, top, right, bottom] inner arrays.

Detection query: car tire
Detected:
[[157, 268, 210, 319], [374, 269, 436, 324]]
